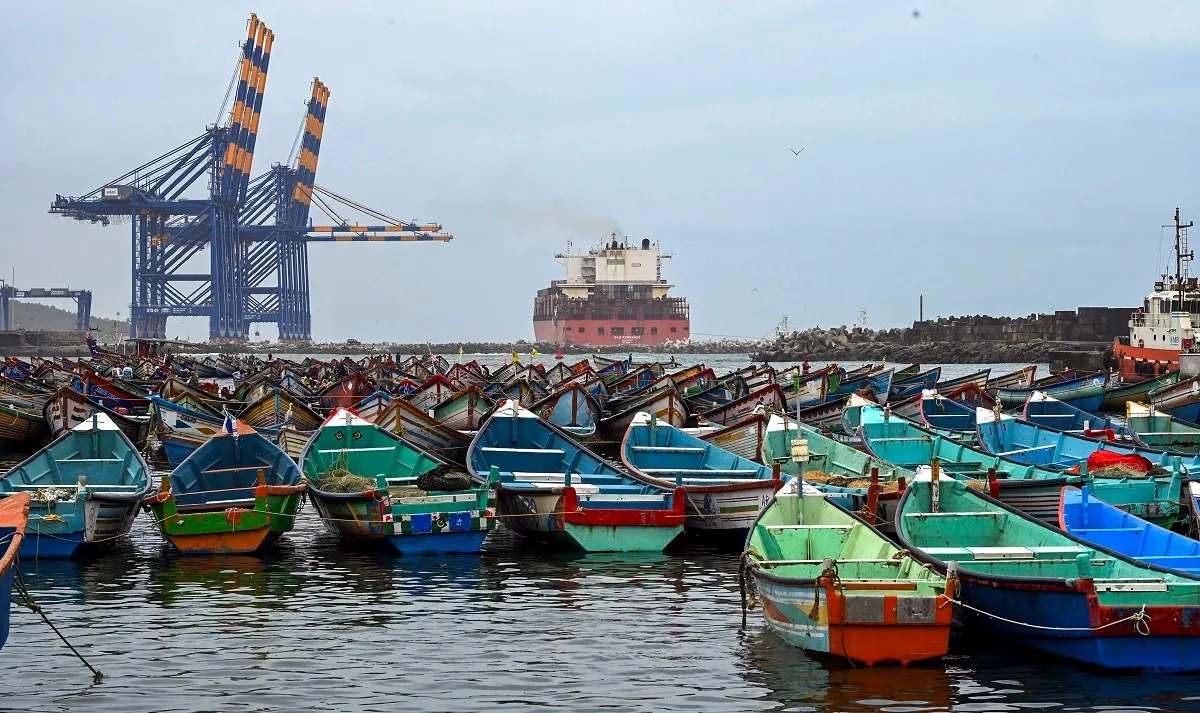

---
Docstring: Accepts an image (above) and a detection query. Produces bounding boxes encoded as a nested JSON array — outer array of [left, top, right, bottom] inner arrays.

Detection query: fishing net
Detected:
[[417, 464, 472, 492], [313, 469, 376, 493], [800, 470, 899, 493], [31, 487, 77, 502]]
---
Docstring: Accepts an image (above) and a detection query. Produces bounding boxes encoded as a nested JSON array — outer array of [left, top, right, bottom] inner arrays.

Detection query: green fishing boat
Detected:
[[1126, 402, 1200, 454], [303, 408, 495, 555], [744, 478, 954, 665]]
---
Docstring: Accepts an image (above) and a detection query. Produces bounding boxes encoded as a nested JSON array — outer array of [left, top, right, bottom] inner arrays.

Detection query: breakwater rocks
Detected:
[[750, 327, 1078, 364], [160, 338, 765, 357]]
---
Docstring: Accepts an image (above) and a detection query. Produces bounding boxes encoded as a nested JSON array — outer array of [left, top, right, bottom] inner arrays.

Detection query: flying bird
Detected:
[[790, 148, 804, 156]]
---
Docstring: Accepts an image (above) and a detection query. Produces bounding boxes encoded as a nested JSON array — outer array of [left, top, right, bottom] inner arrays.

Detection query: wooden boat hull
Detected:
[[899, 477, 1200, 672], [600, 388, 686, 440], [752, 574, 952, 665], [997, 374, 1105, 412], [1102, 373, 1179, 411], [0, 403, 49, 450], [748, 480, 953, 665], [308, 490, 493, 555], [496, 487, 683, 552], [43, 387, 149, 449], [432, 387, 494, 432], [376, 399, 470, 465], [147, 487, 304, 555], [1150, 375, 1200, 424], [698, 414, 766, 461], [1060, 486, 1200, 574]]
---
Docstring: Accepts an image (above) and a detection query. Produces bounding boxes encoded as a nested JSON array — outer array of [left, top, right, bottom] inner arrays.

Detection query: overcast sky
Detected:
[[3, 2, 1200, 342]]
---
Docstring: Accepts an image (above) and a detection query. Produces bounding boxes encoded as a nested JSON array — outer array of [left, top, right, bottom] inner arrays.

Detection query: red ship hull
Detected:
[[534, 318, 690, 347], [1112, 337, 1178, 381]]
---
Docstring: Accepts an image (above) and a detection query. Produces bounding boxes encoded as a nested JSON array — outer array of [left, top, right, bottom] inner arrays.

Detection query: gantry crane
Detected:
[[49, 14, 450, 342]]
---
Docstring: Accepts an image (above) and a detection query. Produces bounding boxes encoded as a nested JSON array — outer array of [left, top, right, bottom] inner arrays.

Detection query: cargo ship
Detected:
[[1113, 208, 1198, 380], [533, 235, 690, 346]]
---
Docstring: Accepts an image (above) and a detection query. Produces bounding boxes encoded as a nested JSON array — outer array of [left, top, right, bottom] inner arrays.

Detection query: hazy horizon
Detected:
[[4, 2, 1199, 342]]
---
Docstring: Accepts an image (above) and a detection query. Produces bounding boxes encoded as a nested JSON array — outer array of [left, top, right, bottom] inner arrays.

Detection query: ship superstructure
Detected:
[[533, 235, 690, 346]]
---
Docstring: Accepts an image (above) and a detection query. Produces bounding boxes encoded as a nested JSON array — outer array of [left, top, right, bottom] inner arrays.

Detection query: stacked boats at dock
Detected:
[[3, 347, 1200, 670]]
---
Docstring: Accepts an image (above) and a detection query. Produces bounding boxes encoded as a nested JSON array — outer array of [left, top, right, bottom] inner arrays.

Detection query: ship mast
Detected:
[[1171, 207, 1195, 312]]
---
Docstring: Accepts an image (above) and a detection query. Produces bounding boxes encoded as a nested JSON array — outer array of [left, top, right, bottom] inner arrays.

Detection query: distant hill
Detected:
[[8, 300, 130, 336]]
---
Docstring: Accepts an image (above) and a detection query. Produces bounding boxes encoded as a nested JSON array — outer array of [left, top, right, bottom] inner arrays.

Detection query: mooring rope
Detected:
[[12, 567, 104, 682]]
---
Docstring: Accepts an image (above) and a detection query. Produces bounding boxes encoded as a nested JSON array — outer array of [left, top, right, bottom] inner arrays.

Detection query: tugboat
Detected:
[[1114, 208, 1199, 380]]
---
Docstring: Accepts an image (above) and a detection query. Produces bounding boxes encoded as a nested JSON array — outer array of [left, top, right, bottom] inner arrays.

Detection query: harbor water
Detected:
[[2, 358, 1196, 712]]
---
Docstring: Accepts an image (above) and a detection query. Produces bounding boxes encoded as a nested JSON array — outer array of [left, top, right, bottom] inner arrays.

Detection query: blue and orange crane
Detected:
[[49, 14, 450, 342]]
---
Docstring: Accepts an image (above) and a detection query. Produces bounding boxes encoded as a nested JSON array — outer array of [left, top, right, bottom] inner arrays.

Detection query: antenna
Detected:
[[1166, 207, 1195, 312]]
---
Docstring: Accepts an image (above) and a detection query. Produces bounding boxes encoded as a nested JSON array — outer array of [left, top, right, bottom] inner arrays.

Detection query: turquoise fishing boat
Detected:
[[1059, 486, 1200, 575], [857, 405, 1175, 524], [468, 400, 685, 552], [529, 382, 601, 441], [897, 472, 1200, 672], [303, 408, 496, 555], [0, 413, 151, 559]]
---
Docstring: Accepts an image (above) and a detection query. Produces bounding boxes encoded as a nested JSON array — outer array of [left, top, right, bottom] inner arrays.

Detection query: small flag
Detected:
[[223, 413, 235, 434], [531, 348, 539, 360], [457, 346, 463, 363], [512, 350, 520, 363]]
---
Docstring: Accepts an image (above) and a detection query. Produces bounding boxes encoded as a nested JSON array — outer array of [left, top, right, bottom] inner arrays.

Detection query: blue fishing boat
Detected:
[[1059, 486, 1200, 575], [1149, 374, 1200, 425], [1022, 391, 1129, 441], [468, 400, 685, 552], [0, 413, 152, 559], [145, 419, 306, 554], [857, 405, 1176, 524], [915, 390, 979, 443], [996, 373, 1106, 412], [833, 368, 894, 404], [529, 382, 601, 441], [149, 394, 225, 467], [974, 412, 1186, 525], [0, 492, 30, 650], [621, 413, 785, 534], [897, 472, 1200, 672], [889, 367, 941, 400]]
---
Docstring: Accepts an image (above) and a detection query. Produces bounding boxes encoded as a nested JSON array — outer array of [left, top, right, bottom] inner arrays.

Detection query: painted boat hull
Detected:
[[496, 488, 682, 552]]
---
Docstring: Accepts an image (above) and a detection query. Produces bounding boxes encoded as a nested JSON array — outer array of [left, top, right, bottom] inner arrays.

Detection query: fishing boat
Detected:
[[858, 405, 1174, 524], [889, 367, 942, 400], [989, 365, 1038, 393], [0, 413, 152, 558], [795, 392, 871, 435], [745, 478, 954, 665], [897, 472, 1200, 672], [1149, 374, 1200, 424], [431, 386, 494, 432], [273, 424, 313, 460], [144, 419, 306, 554], [833, 368, 894, 404], [42, 386, 151, 446], [700, 384, 784, 427], [303, 409, 495, 555], [352, 390, 392, 422], [599, 386, 687, 440], [914, 390, 979, 443], [468, 401, 685, 552], [621, 413, 783, 534], [1125, 402, 1200, 453], [406, 375, 460, 413], [996, 373, 1105, 412], [0, 492, 29, 650], [1059, 486, 1200, 575], [1101, 372, 1179, 412], [697, 411, 768, 461], [975, 409, 1197, 478], [529, 383, 601, 441], [149, 395, 225, 466], [1022, 391, 1129, 441], [934, 368, 990, 393], [0, 401, 50, 451], [376, 398, 472, 465], [240, 387, 322, 432]]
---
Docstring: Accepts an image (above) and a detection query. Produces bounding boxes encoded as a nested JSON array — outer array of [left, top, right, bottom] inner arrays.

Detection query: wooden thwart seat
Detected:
[[631, 446, 705, 454]]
